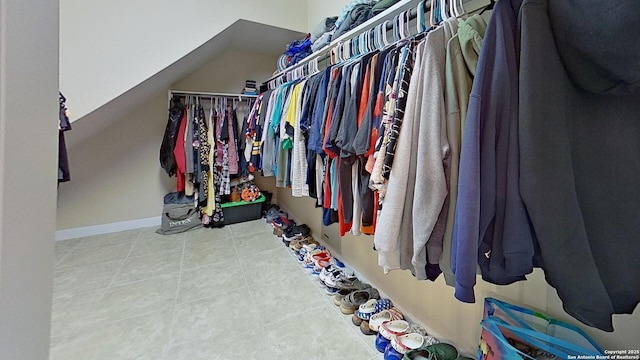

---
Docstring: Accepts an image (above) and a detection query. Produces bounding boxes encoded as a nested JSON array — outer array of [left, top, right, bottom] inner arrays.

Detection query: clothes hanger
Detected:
[[334, 42, 342, 63], [350, 36, 358, 58], [403, 10, 412, 38], [480, 0, 495, 15], [359, 32, 367, 54], [368, 29, 376, 52], [440, 0, 450, 21], [344, 40, 352, 59], [417, 1, 427, 34], [382, 20, 393, 47], [430, 0, 436, 28], [453, 0, 465, 18], [392, 15, 401, 42], [374, 24, 383, 50]]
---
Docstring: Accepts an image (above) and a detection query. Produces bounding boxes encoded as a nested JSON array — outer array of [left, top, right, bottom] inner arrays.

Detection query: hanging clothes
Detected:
[[517, 0, 640, 331], [58, 92, 72, 183], [440, 14, 487, 286], [160, 98, 184, 177], [160, 94, 256, 228]]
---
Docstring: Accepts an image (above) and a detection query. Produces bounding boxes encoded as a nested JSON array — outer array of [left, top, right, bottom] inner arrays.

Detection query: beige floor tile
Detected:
[[54, 250, 71, 267], [216, 332, 280, 360], [50, 333, 67, 346], [182, 239, 237, 269], [53, 260, 122, 300], [53, 311, 171, 360], [130, 228, 185, 256], [177, 257, 245, 304], [249, 270, 325, 326], [314, 338, 378, 360], [49, 338, 98, 360], [76, 229, 141, 248], [49, 224, 387, 360], [56, 242, 132, 270], [343, 313, 380, 356], [163, 330, 279, 360], [78, 274, 178, 330], [112, 250, 182, 285], [184, 226, 232, 247], [54, 238, 82, 252], [229, 218, 272, 237], [340, 301, 383, 355], [264, 303, 375, 359], [51, 290, 103, 337], [171, 286, 259, 345], [232, 230, 283, 255], [240, 247, 303, 286]]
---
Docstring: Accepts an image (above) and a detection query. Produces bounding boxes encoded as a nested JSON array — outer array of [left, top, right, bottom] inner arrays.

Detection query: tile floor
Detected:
[[51, 219, 381, 360]]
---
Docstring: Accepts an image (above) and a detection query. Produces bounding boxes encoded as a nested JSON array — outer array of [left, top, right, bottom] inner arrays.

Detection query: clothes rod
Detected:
[[264, 0, 432, 84], [169, 90, 258, 99]]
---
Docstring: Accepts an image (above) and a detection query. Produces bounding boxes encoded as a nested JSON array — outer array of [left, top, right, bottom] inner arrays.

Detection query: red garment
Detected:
[[323, 158, 332, 210], [173, 109, 187, 191], [357, 58, 373, 127]]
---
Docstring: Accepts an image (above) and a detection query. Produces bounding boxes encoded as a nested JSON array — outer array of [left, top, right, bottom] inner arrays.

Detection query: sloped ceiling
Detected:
[[67, 20, 304, 148]]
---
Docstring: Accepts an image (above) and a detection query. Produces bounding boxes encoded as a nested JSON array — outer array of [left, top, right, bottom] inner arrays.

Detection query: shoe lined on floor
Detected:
[[303, 249, 331, 269], [339, 287, 380, 315], [265, 206, 287, 223], [332, 278, 371, 307], [264, 215, 457, 359], [376, 320, 410, 352], [272, 216, 295, 237], [322, 268, 355, 289], [283, 224, 310, 242], [352, 298, 378, 326], [369, 307, 404, 332], [402, 343, 459, 360], [388, 333, 426, 358], [318, 264, 344, 285], [332, 275, 368, 292], [360, 318, 377, 335], [289, 236, 318, 253], [312, 258, 332, 276], [353, 298, 392, 327]]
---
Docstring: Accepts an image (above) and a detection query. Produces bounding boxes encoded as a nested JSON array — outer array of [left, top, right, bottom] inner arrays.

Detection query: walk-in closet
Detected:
[[1, 0, 639, 359]]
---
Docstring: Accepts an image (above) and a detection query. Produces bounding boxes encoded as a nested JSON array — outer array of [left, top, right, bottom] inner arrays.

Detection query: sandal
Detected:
[[376, 319, 409, 353], [391, 333, 425, 355], [379, 320, 410, 341], [352, 299, 378, 326], [360, 319, 377, 335], [339, 288, 380, 315], [369, 307, 404, 332]]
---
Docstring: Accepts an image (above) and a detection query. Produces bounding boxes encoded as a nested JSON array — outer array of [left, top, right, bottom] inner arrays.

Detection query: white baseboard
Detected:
[[55, 216, 162, 241]]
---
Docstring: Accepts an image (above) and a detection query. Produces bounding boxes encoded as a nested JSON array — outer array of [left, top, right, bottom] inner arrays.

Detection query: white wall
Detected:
[[0, 0, 59, 358], [59, 0, 308, 122], [307, 0, 351, 34], [57, 50, 279, 230]]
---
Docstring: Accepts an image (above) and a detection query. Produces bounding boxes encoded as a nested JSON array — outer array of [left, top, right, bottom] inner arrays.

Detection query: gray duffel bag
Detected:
[[156, 203, 202, 235]]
